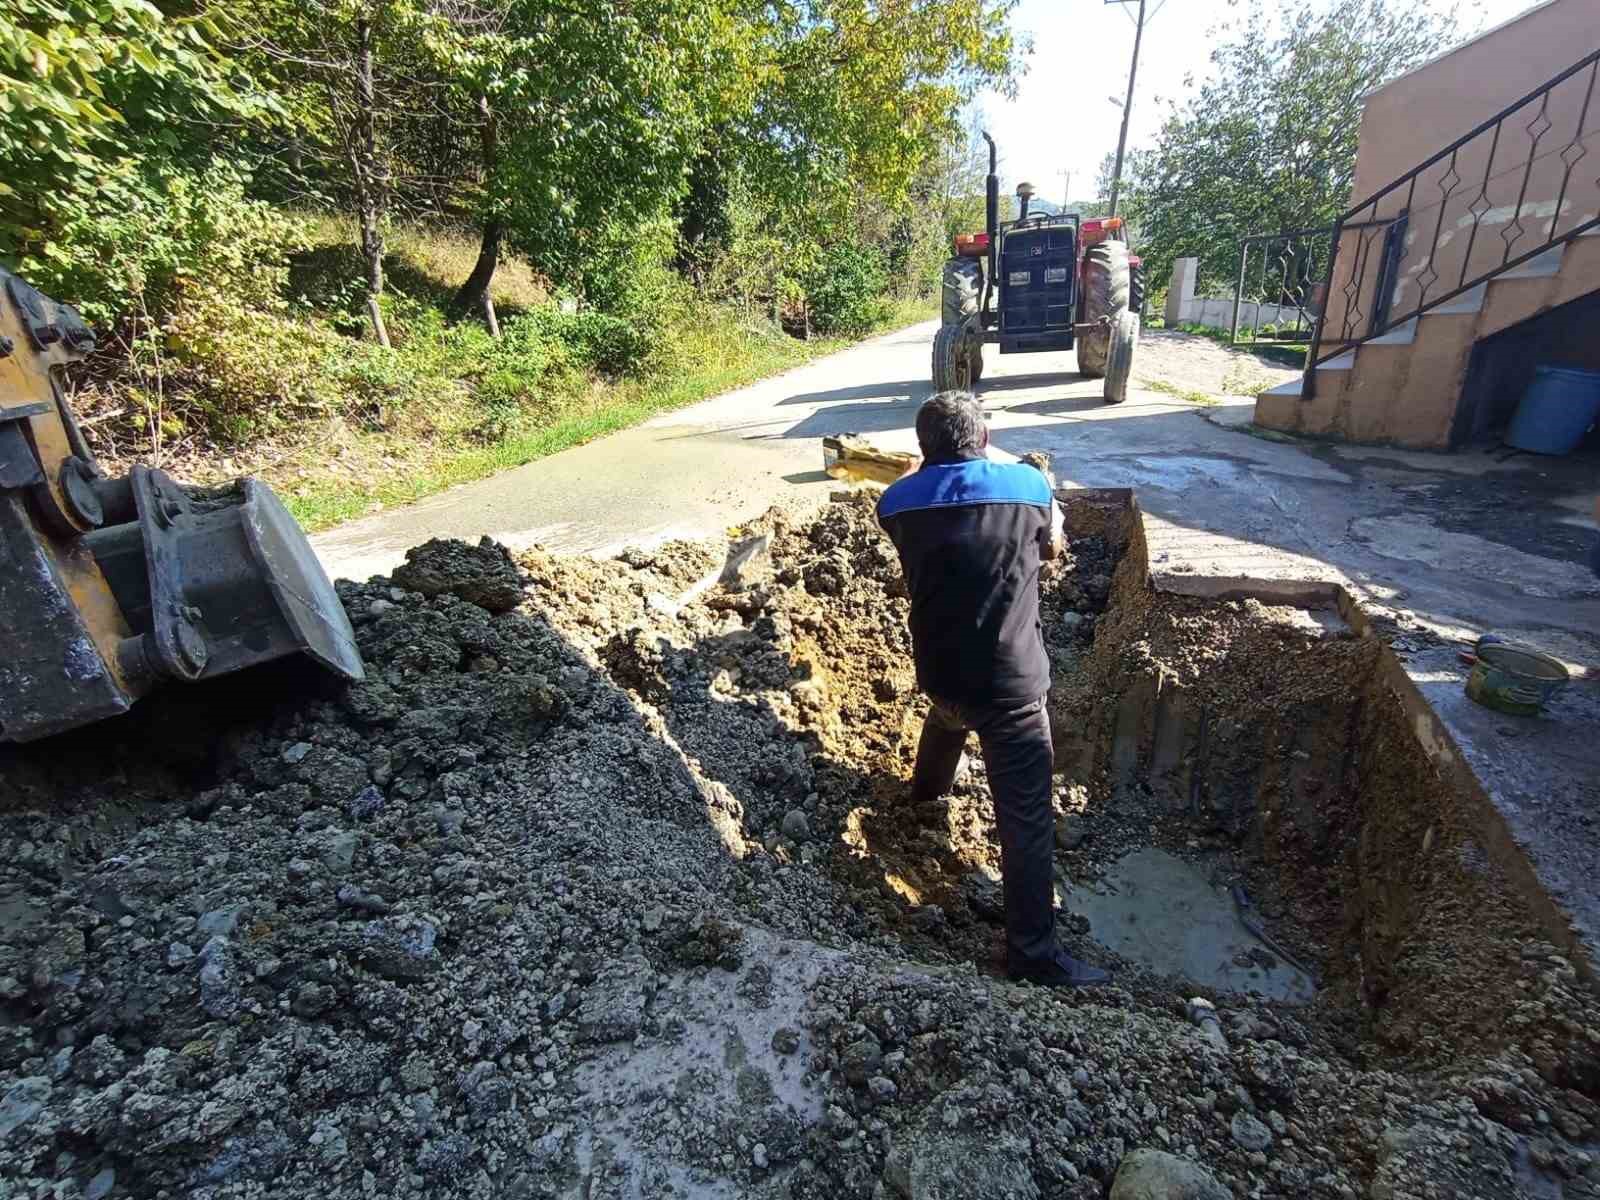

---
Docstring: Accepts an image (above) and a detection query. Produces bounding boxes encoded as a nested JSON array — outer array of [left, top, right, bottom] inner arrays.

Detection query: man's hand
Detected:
[[1040, 505, 1065, 561], [1019, 450, 1057, 491], [1020, 451, 1064, 560]]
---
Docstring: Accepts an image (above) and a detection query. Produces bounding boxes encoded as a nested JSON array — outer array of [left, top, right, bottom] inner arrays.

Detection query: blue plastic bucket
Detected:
[[1506, 365, 1600, 454]]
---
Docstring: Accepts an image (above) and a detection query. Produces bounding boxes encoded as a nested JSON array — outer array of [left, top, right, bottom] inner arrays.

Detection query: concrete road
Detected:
[[311, 318, 1292, 573], [314, 321, 938, 579], [314, 319, 1600, 648]]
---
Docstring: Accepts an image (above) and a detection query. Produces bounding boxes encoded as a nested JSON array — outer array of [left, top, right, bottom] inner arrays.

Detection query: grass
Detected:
[[297, 213, 549, 313], [1170, 321, 1309, 369], [284, 294, 933, 531], [1142, 378, 1220, 407], [1220, 360, 1275, 398]]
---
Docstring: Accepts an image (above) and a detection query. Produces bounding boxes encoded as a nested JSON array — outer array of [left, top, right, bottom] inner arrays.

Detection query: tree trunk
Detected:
[[452, 218, 503, 315], [354, 12, 385, 300], [451, 95, 501, 318], [674, 146, 724, 282]]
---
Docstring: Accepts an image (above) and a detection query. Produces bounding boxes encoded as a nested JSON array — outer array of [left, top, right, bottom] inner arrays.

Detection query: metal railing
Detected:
[[1229, 226, 1335, 344], [1306, 48, 1600, 394]]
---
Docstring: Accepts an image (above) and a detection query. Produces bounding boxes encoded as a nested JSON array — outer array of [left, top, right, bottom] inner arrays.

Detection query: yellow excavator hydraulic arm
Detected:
[[0, 268, 362, 742]]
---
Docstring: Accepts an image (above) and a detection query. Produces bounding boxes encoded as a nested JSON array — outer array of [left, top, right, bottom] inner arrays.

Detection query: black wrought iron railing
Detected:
[[1305, 48, 1600, 394], [1229, 226, 1335, 344]]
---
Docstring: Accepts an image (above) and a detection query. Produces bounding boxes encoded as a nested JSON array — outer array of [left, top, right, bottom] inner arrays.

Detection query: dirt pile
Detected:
[[0, 494, 1596, 1199]]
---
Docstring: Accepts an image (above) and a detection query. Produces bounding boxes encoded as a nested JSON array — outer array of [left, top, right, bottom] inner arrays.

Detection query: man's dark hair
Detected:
[[916, 391, 986, 460]]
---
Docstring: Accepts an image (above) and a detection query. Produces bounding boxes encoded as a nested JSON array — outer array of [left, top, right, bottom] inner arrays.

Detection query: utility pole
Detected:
[[1059, 168, 1072, 208], [1105, 0, 1148, 217]]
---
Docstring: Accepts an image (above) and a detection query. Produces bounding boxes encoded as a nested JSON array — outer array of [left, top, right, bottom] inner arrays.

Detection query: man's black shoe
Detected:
[[1008, 951, 1112, 989]]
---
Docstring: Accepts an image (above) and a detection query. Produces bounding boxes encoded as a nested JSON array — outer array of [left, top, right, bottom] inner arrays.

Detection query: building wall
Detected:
[[1351, 0, 1600, 203], [1321, 1, 1600, 351], [1279, 0, 1600, 450]]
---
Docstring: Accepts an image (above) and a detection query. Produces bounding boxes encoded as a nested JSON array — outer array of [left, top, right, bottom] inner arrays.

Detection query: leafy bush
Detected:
[[0, 0, 258, 263], [28, 164, 309, 328], [512, 309, 646, 375], [570, 215, 699, 371], [454, 313, 583, 442], [803, 243, 891, 335], [286, 242, 376, 335], [41, 165, 355, 447], [891, 212, 950, 302], [158, 303, 351, 443]]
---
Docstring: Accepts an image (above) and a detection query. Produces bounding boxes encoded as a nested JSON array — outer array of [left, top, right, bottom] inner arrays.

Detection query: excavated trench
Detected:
[[2, 492, 1598, 1200], [1037, 492, 1586, 1066], [798, 488, 1588, 1071]]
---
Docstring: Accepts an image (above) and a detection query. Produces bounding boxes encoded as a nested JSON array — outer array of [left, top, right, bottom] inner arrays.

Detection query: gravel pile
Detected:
[[1, 494, 1596, 1200]]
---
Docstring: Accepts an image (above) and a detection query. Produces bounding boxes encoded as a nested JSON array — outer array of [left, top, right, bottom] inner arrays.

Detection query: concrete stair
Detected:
[[1256, 226, 1600, 447]]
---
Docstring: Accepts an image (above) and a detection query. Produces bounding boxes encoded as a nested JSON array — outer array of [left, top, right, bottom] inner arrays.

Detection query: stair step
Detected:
[[1315, 350, 1356, 371], [1427, 283, 1486, 315], [1260, 376, 1303, 398], [1368, 317, 1418, 346], [1498, 245, 1565, 279]]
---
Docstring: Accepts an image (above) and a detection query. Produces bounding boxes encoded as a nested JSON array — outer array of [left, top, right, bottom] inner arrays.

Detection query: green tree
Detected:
[[236, 0, 450, 303], [683, 0, 1023, 289], [1124, 0, 1459, 297], [0, 0, 262, 263], [1092, 150, 1116, 213], [424, 0, 727, 314], [739, 0, 1018, 211], [926, 113, 993, 246]]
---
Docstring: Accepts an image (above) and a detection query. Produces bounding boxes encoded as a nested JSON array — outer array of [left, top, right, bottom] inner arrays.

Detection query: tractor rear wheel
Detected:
[[1103, 308, 1138, 405], [941, 258, 981, 327], [932, 318, 980, 393], [1076, 239, 1131, 378]]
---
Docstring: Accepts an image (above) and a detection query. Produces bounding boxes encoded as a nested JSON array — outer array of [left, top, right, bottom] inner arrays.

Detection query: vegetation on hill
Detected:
[[1, 0, 1023, 523]]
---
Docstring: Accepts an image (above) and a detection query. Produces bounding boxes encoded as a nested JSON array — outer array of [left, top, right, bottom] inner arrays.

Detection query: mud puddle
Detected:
[[1062, 847, 1315, 1003]]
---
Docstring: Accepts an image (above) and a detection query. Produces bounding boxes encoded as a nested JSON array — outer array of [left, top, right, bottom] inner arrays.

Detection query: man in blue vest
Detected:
[[877, 390, 1111, 989]]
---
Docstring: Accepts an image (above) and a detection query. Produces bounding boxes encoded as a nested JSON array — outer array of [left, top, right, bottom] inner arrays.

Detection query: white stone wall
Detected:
[[1165, 257, 1308, 334]]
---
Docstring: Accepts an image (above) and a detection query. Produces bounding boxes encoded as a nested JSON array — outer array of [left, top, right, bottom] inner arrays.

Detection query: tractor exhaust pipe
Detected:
[[982, 130, 998, 241]]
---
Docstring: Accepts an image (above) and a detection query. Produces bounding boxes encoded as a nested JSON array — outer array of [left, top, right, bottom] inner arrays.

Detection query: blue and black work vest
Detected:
[[876, 454, 1053, 708]]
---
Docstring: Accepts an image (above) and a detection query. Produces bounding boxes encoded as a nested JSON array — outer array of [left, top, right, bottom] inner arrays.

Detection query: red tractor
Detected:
[[934, 131, 1142, 403]]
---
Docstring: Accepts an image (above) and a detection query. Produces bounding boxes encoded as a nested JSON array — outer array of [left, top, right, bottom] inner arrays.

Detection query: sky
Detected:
[[974, 0, 1546, 205]]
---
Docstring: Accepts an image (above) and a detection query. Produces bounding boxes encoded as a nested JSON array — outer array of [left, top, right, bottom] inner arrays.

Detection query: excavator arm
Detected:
[[0, 269, 362, 743]]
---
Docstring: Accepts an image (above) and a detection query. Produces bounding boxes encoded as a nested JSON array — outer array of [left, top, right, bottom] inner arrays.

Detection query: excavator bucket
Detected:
[[0, 268, 362, 743]]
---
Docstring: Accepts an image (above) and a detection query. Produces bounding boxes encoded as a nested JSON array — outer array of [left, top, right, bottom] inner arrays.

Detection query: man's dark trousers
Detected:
[[910, 694, 1055, 968]]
